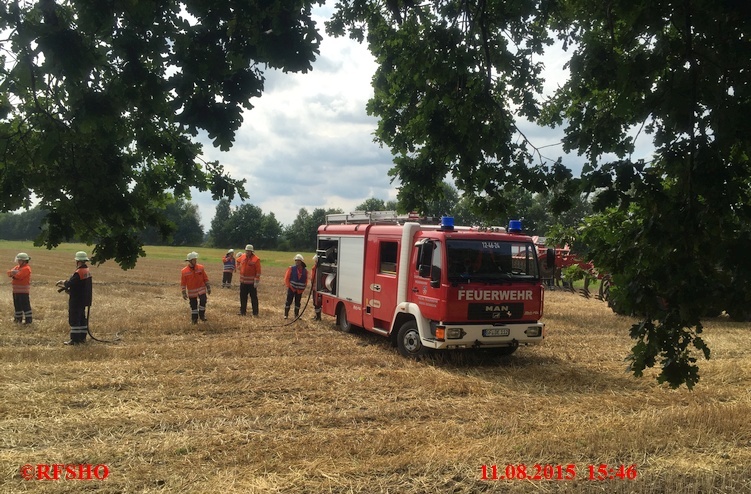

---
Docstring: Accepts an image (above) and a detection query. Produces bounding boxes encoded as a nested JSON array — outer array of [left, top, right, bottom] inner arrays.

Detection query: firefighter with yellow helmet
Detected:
[[7, 252, 32, 324], [181, 251, 211, 324], [56, 251, 93, 345]]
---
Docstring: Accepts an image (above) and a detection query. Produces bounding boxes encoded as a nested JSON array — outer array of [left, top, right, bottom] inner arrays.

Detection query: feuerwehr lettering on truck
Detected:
[[457, 289, 534, 301]]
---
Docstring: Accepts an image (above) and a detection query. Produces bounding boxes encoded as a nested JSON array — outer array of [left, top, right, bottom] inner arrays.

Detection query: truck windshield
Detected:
[[446, 239, 540, 283]]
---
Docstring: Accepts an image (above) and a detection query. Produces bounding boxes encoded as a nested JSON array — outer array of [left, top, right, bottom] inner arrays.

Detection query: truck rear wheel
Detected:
[[397, 321, 427, 358], [338, 305, 356, 333]]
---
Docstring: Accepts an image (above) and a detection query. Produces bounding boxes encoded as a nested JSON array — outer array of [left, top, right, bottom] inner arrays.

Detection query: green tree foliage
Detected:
[[256, 212, 283, 250], [449, 185, 592, 235], [327, 0, 560, 217], [285, 207, 343, 251], [421, 182, 459, 218], [208, 202, 281, 250], [208, 199, 233, 248], [540, 0, 751, 388], [330, 0, 751, 387], [0, 206, 47, 240], [354, 197, 398, 212], [285, 208, 312, 251], [224, 203, 262, 249], [516, 188, 592, 235], [140, 197, 204, 246], [0, 0, 323, 268]]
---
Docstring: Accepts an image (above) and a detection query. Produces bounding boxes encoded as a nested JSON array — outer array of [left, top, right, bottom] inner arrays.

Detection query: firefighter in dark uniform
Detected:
[[310, 255, 322, 321], [57, 251, 93, 345]]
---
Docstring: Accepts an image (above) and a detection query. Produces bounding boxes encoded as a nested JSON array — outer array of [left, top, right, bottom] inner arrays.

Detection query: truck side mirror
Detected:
[[546, 248, 555, 269], [418, 264, 431, 278], [430, 266, 441, 288]]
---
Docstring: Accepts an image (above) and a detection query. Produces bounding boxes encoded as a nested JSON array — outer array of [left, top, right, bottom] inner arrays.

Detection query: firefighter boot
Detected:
[[199, 310, 207, 322], [284, 307, 290, 319], [192, 314, 198, 325], [294, 307, 299, 319], [315, 311, 321, 321]]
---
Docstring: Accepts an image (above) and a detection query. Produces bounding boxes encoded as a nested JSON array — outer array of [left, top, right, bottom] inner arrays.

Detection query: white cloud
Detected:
[[194, 8, 396, 229]]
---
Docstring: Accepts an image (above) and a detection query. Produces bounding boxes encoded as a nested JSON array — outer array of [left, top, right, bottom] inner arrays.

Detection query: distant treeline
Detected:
[[0, 207, 48, 241], [3, 185, 591, 253], [1, 200, 333, 252], [1, 200, 204, 247]]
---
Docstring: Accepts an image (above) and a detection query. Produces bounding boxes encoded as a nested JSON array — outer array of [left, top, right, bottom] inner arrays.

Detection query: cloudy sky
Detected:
[[193, 5, 396, 229], [190, 4, 648, 231]]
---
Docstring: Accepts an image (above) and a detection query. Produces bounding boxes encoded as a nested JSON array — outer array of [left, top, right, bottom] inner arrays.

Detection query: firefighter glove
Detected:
[[182, 289, 188, 300], [253, 280, 259, 288], [206, 284, 212, 295]]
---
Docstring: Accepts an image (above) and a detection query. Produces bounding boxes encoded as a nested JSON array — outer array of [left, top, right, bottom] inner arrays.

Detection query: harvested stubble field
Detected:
[[1, 242, 750, 494]]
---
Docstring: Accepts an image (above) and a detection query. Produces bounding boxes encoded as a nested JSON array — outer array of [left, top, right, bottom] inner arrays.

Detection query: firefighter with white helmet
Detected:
[[181, 251, 211, 324], [236, 244, 261, 316], [7, 252, 33, 324], [283, 254, 307, 319], [222, 249, 236, 288], [57, 251, 93, 345]]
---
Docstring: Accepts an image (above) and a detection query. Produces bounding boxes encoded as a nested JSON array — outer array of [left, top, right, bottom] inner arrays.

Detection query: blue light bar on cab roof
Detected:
[[440, 216, 455, 230]]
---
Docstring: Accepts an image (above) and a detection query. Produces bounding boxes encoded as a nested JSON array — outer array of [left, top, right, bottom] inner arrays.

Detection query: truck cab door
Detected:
[[364, 239, 399, 331], [411, 239, 443, 321]]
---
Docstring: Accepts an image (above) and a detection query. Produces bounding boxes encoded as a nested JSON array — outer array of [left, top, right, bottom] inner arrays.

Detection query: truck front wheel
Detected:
[[338, 305, 356, 333], [397, 321, 427, 358]]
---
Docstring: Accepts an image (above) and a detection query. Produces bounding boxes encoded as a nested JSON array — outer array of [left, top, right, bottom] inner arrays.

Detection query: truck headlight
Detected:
[[446, 327, 464, 339], [525, 326, 541, 337]]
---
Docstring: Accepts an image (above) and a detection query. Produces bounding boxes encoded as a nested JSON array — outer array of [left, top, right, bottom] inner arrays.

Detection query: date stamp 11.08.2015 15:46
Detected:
[[480, 463, 638, 482]]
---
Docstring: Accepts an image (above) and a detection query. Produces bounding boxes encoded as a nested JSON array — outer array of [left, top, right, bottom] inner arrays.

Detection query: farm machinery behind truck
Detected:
[[533, 237, 609, 301], [533, 238, 749, 321]]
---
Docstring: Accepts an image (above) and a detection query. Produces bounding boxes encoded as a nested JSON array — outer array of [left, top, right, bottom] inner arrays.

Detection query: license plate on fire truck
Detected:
[[483, 327, 510, 337]]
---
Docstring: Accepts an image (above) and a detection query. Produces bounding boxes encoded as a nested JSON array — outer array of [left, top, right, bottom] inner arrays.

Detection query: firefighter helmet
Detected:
[[227, 249, 234, 254], [245, 244, 254, 251], [15, 252, 30, 262], [74, 251, 89, 262], [185, 251, 199, 261], [294, 254, 304, 262]]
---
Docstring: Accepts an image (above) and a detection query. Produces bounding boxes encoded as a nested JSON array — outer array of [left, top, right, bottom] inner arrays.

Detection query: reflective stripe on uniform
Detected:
[[187, 286, 206, 297]]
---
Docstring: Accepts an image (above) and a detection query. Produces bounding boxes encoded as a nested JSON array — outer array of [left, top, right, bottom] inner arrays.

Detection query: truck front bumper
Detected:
[[422, 322, 545, 350]]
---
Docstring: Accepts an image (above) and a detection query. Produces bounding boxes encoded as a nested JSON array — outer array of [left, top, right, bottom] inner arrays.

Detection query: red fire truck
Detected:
[[314, 211, 554, 357]]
